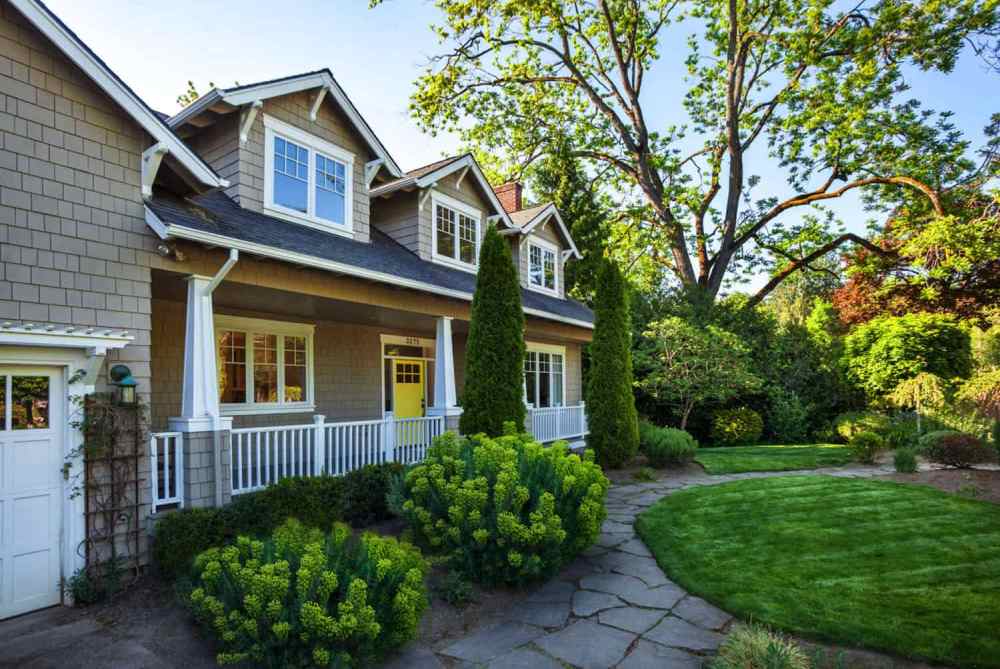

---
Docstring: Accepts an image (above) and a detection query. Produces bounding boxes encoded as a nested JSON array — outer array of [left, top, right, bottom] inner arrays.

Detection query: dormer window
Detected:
[[263, 114, 353, 236], [528, 238, 558, 295], [431, 192, 481, 272]]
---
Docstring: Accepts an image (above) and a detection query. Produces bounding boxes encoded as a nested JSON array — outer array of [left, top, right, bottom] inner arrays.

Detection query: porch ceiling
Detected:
[[151, 269, 465, 335]]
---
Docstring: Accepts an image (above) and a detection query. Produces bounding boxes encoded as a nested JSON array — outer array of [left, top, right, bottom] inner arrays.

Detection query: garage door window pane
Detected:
[[12, 376, 49, 430]]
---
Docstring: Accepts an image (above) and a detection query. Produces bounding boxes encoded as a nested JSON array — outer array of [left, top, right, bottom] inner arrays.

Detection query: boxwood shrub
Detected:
[[710, 407, 763, 446], [188, 519, 428, 667], [400, 427, 608, 586], [639, 421, 698, 468], [154, 463, 402, 578], [850, 430, 886, 464]]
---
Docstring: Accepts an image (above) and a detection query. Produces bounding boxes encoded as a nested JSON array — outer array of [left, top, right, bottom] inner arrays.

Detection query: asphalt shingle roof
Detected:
[[147, 191, 594, 325]]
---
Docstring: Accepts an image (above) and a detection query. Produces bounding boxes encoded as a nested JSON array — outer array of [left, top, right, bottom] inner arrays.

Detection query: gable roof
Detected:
[[167, 69, 402, 178], [370, 153, 515, 227], [145, 191, 593, 329], [10, 0, 226, 191], [506, 202, 582, 259]]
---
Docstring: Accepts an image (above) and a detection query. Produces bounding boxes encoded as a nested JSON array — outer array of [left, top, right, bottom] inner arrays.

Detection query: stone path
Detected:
[[385, 463, 896, 669]]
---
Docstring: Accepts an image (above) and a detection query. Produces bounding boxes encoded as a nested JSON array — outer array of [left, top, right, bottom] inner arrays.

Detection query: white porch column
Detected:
[[169, 276, 227, 433], [427, 317, 462, 423]]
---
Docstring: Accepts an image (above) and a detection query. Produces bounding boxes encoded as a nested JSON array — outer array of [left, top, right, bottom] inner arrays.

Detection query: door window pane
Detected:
[[0, 376, 6, 431], [436, 205, 455, 258], [218, 331, 247, 403], [12, 375, 49, 430], [253, 334, 278, 403], [316, 154, 346, 224], [274, 136, 308, 212], [284, 336, 307, 403]]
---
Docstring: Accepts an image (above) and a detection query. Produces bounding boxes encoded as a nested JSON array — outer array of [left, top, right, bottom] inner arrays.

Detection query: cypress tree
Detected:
[[460, 224, 526, 436], [587, 259, 639, 467]]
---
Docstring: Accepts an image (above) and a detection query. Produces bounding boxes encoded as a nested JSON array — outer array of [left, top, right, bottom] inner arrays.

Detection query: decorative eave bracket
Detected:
[[141, 142, 169, 199], [239, 100, 263, 146], [365, 158, 385, 189], [419, 185, 438, 210], [309, 86, 329, 122], [455, 165, 469, 190]]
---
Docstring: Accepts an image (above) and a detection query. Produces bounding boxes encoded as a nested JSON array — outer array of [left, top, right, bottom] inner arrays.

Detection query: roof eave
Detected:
[[414, 155, 515, 228]]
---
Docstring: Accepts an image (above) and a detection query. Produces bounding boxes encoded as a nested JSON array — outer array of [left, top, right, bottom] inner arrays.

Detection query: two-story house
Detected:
[[0, 0, 592, 618]]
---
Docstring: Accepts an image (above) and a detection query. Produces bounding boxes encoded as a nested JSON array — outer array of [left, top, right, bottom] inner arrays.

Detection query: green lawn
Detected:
[[636, 476, 1000, 668], [694, 443, 853, 474]]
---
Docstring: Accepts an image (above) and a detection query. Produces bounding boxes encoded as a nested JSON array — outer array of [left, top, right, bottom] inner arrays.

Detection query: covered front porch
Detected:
[[147, 265, 589, 511]]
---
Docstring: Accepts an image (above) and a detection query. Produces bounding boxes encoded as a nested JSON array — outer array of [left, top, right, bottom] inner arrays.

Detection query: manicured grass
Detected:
[[695, 443, 853, 474], [636, 476, 1000, 667]]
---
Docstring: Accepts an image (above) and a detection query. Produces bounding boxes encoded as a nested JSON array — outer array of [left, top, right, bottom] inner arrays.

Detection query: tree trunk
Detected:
[[680, 400, 695, 431]]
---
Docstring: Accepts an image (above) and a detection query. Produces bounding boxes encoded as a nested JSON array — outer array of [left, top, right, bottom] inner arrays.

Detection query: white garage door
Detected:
[[0, 368, 63, 619]]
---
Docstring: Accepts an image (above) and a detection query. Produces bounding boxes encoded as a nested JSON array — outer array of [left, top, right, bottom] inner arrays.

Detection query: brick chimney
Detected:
[[493, 181, 523, 213]]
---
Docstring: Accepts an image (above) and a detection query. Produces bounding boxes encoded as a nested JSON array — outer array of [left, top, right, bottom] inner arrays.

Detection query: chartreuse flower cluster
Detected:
[[401, 426, 609, 586], [187, 519, 428, 668]]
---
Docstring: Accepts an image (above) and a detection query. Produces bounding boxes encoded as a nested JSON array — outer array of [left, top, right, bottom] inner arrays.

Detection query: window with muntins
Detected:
[[432, 194, 481, 270], [216, 316, 314, 414], [528, 241, 558, 294], [525, 349, 564, 408], [264, 115, 353, 235]]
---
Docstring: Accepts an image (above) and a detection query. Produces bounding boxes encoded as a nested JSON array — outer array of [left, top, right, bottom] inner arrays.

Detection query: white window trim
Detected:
[[215, 314, 316, 416], [430, 190, 482, 274], [524, 342, 567, 409], [379, 334, 436, 417], [263, 114, 355, 238], [526, 236, 560, 296]]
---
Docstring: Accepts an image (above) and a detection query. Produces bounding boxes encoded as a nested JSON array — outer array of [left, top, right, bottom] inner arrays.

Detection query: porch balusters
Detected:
[[313, 414, 326, 475]]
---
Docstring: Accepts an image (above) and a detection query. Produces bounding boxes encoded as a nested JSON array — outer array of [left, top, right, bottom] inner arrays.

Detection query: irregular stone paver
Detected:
[[580, 573, 685, 609], [440, 622, 544, 663], [591, 552, 671, 588], [602, 520, 633, 534], [618, 639, 703, 669], [644, 616, 725, 652], [535, 620, 636, 669], [617, 538, 653, 558], [525, 579, 575, 603], [507, 601, 571, 629], [597, 606, 665, 634], [572, 589, 624, 617], [673, 596, 732, 630], [596, 533, 631, 549], [382, 644, 444, 669], [488, 647, 563, 669]]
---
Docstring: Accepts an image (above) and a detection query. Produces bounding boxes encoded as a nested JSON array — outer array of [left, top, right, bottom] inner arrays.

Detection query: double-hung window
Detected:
[[432, 192, 481, 270], [527, 238, 558, 295], [524, 344, 565, 408], [264, 115, 353, 236], [216, 315, 315, 415]]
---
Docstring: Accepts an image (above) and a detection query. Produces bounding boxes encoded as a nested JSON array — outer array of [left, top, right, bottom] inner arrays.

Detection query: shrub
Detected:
[[710, 407, 764, 446], [849, 431, 886, 464], [64, 557, 128, 606], [154, 463, 402, 578], [400, 428, 608, 586], [587, 259, 639, 467], [436, 572, 474, 607], [916, 429, 961, 454], [633, 466, 657, 482], [460, 224, 526, 436], [884, 412, 921, 450], [187, 519, 428, 667], [924, 433, 998, 468], [894, 448, 919, 473], [708, 623, 811, 669], [833, 410, 890, 442], [643, 426, 698, 468], [767, 390, 810, 444]]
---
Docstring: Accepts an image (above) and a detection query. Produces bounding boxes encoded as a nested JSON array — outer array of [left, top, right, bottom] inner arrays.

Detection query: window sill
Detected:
[[262, 204, 354, 239], [431, 253, 478, 274], [527, 283, 560, 298], [221, 403, 316, 416]]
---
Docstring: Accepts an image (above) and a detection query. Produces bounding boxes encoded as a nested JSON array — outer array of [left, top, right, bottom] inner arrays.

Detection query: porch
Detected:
[[148, 265, 589, 511]]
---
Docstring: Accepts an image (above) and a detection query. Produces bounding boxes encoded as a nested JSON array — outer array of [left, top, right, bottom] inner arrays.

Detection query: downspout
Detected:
[[206, 249, 239, 507]]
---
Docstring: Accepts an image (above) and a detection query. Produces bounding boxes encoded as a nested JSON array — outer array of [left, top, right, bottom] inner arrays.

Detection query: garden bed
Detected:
[[877, 467, 1000, 504]]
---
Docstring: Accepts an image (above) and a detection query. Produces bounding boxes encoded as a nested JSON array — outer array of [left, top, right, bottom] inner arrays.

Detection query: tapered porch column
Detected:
[[427, 316, 462, 430], [169, 276, 224, 432]]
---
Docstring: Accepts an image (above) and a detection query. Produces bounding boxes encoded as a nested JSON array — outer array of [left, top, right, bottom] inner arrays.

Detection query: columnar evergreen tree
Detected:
[[460, 225, 526, 436], [587, 259, 639, 468]]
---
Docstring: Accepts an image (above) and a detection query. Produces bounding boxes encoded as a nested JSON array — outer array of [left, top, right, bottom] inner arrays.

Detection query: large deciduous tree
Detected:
[[377, 0, 997, 304]]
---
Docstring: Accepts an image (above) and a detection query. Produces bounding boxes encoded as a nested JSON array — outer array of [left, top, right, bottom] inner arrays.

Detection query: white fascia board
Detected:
[[209, 72, 403, 178], [154, 221, 593, 330], [415, 155, 515, 228], [165, 89, 224, 128], [10, 0, 225, 190], [521, 205, 582, 259]]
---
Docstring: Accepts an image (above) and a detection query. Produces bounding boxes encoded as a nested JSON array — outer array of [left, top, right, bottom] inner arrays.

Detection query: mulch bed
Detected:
[[876, 467, 1000, 504]]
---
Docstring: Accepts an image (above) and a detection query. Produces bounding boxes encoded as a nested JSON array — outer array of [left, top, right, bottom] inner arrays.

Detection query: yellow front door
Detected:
[[393, 359, 425, 418]]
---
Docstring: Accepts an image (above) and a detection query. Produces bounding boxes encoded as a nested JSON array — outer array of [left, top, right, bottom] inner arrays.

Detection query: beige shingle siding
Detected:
[[371, 190, 423, 255], [185, 113, 240, 202]]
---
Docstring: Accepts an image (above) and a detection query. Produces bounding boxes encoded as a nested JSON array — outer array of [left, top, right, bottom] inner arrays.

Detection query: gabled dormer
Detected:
[[166, 70, 401, 243]]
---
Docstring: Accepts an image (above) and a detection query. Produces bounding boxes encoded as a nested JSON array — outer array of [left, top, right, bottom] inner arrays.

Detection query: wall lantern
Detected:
[[109, 364, 138, 406]]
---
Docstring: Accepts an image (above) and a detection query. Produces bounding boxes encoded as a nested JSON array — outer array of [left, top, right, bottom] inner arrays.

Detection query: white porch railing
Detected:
[[150, 431, 184, 512], [529, 403, 588, 443], [231, 415, 445, 496]]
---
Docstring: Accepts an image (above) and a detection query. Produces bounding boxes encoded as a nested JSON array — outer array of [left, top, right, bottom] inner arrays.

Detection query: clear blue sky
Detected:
[[48, 0, 997, 288]]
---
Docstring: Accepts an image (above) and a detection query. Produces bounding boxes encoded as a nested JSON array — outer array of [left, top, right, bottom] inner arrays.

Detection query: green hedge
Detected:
[[153, 463, 402, 578], [639, 420, 698, 468]]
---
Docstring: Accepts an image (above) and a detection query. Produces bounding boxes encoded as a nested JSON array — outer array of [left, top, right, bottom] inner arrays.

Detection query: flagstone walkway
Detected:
[[385, 463, 896, 669]]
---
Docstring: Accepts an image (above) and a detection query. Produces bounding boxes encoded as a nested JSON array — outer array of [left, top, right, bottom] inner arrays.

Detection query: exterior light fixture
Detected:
[[109, 364, 138, 405]]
